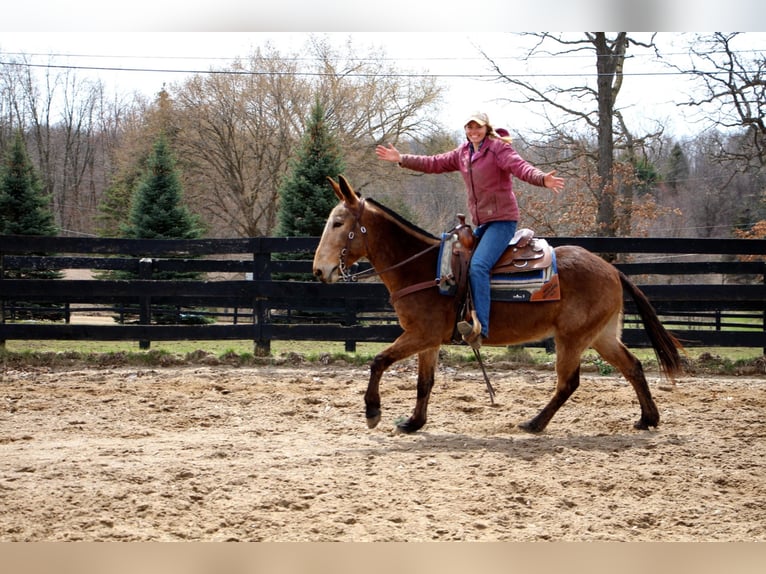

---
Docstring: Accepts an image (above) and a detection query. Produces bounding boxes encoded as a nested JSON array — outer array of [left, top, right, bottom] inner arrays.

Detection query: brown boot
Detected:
[[457, 317, 483, 349]]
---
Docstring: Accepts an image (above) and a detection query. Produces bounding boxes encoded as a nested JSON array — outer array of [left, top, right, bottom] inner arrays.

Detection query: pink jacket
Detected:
[[399, 137, 546, 226]]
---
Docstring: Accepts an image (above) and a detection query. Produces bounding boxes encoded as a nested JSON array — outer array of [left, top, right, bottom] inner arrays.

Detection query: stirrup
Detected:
[[457, 311, 482, 349]]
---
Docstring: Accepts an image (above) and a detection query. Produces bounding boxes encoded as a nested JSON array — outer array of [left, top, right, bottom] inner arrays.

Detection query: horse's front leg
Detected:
[[364, 352, 390, 428], [397, 346, 440, 434], [364, 335, 436, 429]]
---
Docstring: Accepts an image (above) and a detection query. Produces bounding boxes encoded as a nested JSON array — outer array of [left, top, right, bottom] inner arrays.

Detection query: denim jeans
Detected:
[[469, 220, 518, 337]]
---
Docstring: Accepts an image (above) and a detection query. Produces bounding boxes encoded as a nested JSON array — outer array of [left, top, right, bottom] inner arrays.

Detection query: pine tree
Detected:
[[0, 131, 62, 319], [666, 143, 690, 192], [98, 87, 178, 237], [634, 157, 661, 196], [0, 131, 57, 238], [123, 135, 203, 244], [275, 99, 345, 279], [117, 135, 207, 325]]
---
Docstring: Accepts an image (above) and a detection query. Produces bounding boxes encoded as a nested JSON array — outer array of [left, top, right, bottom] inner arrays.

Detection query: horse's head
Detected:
[[313, 175, 369, 283]]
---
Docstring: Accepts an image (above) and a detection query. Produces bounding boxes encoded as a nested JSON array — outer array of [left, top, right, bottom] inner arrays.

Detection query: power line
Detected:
[[1, 44, 762, 63], [0, 58, 752, 80]]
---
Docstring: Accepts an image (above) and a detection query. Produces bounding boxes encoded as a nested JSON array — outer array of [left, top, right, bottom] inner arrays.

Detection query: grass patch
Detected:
[[0, 338, 764, 376]]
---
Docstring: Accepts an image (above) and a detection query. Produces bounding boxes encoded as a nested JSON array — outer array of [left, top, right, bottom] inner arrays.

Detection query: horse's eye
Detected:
[[332, 221, 343, 229]]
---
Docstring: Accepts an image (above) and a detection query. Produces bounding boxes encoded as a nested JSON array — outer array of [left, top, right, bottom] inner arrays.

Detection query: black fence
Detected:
[[1, 234, 765, 354]]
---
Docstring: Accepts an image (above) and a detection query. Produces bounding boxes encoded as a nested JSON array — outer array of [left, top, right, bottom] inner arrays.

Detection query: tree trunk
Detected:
[[594, 32, 626, 238]]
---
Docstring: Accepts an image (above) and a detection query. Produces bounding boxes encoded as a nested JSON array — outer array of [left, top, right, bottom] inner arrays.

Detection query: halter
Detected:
[[338, 198, 440, 285], [338, 199, 372, 282]]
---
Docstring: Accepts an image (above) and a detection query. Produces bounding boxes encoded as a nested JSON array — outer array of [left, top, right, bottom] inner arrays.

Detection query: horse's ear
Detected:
[[326, 176, 344, 201], [337, 174, 360, 206]]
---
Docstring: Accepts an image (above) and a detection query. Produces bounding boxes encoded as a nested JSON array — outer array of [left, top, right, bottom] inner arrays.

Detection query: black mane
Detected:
[[365, 197, 439, 241]]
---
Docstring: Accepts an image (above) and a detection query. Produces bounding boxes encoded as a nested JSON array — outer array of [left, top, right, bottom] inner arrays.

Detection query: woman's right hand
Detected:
[[375, 143, 402, 163]]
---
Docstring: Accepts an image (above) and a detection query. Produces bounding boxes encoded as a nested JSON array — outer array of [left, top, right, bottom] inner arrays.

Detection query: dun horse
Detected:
[[313, 175, 684, 434]]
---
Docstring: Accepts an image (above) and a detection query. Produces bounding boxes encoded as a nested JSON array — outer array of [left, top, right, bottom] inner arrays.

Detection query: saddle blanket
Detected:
[[489, 251, 560, 301], [437, 232, 561, 302]]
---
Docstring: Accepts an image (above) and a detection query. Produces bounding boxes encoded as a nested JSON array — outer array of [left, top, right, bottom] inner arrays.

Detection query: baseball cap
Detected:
[[465, 111, 490, 127]]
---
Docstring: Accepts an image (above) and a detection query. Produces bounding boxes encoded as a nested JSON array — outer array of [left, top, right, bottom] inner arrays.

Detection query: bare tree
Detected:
[[303, 36, 456, 230], [306, 36, 443, 183], [479, 32, 661, 238], [677, 32, 766, 171], [669, 33, 766, 238], [645, 132, 755, 240], [168, 37, 444, 237], [170, 49, 308, 237], [0, 55, 120, 236], [0, 61, 23, 154]]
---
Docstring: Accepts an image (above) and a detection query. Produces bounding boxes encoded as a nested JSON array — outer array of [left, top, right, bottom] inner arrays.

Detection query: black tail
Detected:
[[619, 271, 685, 379]]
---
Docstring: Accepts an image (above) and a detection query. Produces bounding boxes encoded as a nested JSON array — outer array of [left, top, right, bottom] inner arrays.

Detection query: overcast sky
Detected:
[[4, 31, 764, 139], [2, 1, 765, 32], [2, 0, 765, 139]]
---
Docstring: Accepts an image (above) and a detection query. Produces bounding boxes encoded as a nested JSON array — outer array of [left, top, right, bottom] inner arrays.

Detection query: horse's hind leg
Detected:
[[519, 340, 583, 433], [397, 347, 439, 434], [592, 332, 660, 430]]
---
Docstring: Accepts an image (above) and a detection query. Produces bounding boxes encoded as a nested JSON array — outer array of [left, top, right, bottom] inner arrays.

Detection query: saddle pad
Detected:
[[490, 249, 561, 302]]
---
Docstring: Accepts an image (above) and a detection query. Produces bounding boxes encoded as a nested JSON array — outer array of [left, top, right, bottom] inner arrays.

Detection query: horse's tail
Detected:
[[619, 271, 685, 380]]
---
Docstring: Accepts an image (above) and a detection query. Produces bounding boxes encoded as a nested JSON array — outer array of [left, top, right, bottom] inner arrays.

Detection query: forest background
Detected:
[[0, 32, 764, 245]]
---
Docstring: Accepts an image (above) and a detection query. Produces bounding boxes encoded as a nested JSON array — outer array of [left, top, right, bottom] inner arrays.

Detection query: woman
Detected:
[[375, 111, 564, 349]]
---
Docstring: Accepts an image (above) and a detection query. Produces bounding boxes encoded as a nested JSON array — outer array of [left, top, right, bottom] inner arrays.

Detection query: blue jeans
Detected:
[[469, 221, 517, 337]]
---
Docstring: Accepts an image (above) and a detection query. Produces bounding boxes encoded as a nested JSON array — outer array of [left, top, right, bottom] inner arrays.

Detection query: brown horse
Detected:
[[313, 175, 684, 434]]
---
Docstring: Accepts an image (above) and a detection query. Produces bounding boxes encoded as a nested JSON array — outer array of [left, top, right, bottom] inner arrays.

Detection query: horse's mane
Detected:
[[365, 197, 439, 241]]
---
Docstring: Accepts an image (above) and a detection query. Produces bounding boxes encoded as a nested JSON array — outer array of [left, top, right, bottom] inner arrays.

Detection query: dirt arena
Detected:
[[1, 359, 764, 542]]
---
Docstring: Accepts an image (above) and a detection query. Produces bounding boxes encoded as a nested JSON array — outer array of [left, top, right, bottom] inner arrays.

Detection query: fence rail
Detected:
[[1, 235, 764, 353]]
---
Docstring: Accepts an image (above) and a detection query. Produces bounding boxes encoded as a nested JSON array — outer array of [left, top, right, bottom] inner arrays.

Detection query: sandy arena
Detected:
[[1, 360, 764, 541]]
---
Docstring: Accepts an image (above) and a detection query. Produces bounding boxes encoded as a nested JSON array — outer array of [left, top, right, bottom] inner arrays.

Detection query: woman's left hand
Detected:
[[543, 170, 564, 194]]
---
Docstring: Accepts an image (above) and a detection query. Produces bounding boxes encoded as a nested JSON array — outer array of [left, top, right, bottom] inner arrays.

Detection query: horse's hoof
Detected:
[[396, 417, 425, 434], [633, 418, 658, 430], [518, 420, 544, 434], [365, 405, 381, 429]]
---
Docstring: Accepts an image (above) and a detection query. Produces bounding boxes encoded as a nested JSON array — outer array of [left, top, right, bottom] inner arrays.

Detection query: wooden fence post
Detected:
[[344, 298, 357, 353], [252, 240, 271, 356], [0, 250, 4, 349], [138, 258, 153, 350]]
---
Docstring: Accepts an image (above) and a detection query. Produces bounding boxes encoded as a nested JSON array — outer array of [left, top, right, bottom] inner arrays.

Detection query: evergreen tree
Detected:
[[0, 131, 62, 319], [0, 131, 57, 237], [123, 135, 203, 244], [97, 87, 178, 237], [117, 135, 207, 325], [275, 99, 345, 279], [666, 143, 690, 192], [634, 157, 661, 196]]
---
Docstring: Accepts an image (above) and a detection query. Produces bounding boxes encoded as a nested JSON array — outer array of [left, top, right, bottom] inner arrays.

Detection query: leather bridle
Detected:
[[338, 199, 372, 282], [336, 199, 440, 296]]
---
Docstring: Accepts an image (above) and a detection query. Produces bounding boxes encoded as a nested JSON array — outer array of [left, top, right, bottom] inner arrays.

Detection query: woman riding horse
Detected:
[[376, 111, 564, 349]]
